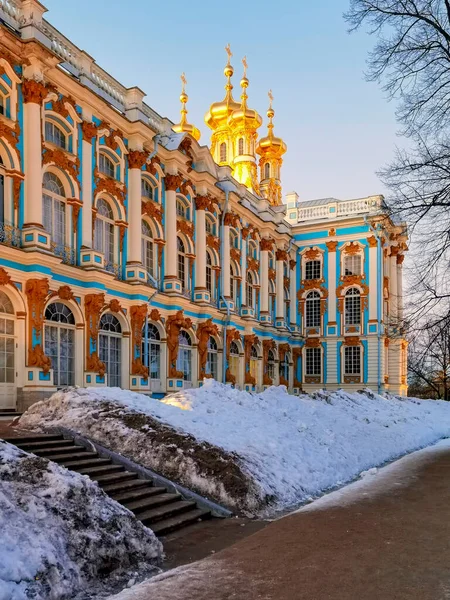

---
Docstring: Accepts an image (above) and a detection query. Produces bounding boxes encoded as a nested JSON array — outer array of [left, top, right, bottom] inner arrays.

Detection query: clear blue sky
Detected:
[[43, 0, 399, 201]]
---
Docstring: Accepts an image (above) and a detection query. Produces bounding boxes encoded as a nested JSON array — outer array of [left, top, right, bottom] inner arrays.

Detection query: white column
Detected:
[[390, 248, 398, 322], [275, 258, 284, 321], [241, 235, 247, 306], [223, 224, 231, 297], [397, 255, 404, 323], [23, 81, 46, 227], [260, 249, 269, 314], [195, 205, 206, 290], [368, 237, 378, 322], [80, 121, 97, 247], [289, 259, 297, 326], [164, 175, 181, 280], [128, 150, 147, 264], [326, 242, 337, 324]]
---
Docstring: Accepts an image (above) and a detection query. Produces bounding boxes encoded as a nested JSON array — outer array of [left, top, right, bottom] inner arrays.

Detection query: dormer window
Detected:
[[99, 153, 115, 178], [45, 121, 66, 150], [220, 142, 227, 162]]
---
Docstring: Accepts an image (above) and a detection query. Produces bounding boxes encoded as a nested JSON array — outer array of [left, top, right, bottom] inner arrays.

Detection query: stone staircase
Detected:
[[0, 408, 22, 421], [2, 432, 212, 536]]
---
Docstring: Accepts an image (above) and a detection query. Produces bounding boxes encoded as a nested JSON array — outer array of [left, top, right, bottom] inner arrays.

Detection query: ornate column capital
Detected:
[[128, 150, 148, 170], [275, 249, 288, 262], [22, 79, 47, 104], [326, 240, 338, 253], [367, 235, 378, 248], [289, 259, 296, 270], [260, 238, 274, 252], [81, 121, 98, 142], [165, 173, 183, 191]]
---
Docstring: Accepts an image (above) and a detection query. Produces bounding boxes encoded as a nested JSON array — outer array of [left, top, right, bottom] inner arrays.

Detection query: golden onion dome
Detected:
[[172, 73, 201, 142], [204, 45, 241, 131], [228, 58, 262, 132], [256, 91, 287, 158]]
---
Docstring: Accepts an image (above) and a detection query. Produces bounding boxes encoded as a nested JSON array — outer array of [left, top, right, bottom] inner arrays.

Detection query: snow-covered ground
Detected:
[[0, 440, 162, 600], [19, 381, 450, 516]]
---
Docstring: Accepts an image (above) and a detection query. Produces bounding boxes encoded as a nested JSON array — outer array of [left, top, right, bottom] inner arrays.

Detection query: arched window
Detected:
[[99, 314, 122, 388], [344, 345, 361, 377], [345, 287, 361, 326], [205, 217, 215, 235], [99, 152, 115, 178], [141, 179, 154, 200], [142, 323, 161, 382], [177, 330, 192, 384], [264, 162, 270, 179], [220, 142, 227, 162], [177, 236, 186, 289], [94, 199, 115, 266], [206, 252, 213, 297], [267, 349, 276, 381], [305, 260, 321, 280], [279, 352, 290, 383], [344, 254, 362, 276], [176, 198, 186, 219], [43, 172, 66, 247], [45, 121, 66, 150], [229, 230, 239, 249], [206, 337, 218, 380], [141, 220, 155, 279], [238, 137, 244, 155], [305, 291, 321, 328], [229, 340, 240, 383], [250, 345, 258, 382], [44, 302, 75, 387], [0, 290, 15, 397], [247, 272, 255, 309]]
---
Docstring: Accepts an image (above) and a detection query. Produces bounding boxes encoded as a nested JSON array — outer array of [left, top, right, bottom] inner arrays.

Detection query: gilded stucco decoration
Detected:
[[25, 278, 51, 374], [142, 200, 163, 225], [81, 121, 98, 142], [128, 150, 148, 170], [244, 334, 259, 385], [130, 304, 149, 378], [197, 319, 219, 379], [166, 310, 193, 378], [164, 173, 183, 192], [177, 219, 194, 240], [94, 170, 126, 206], [43, 148, 80, 181], [85, 293, 106, 376], [22, 79, 48, 104]]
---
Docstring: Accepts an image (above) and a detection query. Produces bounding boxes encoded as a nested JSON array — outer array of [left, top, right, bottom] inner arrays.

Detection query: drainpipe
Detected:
[[364, 216, 382, 394], [215, 178, 239, 383]]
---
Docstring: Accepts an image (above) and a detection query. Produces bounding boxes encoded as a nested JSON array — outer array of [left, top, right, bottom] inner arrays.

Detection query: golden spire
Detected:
[[173, 72, 201, 141], [204, 45, 240, 132], [267, 89, 275, 140]]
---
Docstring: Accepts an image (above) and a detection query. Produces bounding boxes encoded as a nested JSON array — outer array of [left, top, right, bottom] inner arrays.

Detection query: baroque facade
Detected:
[[0, 1, 408, 411]]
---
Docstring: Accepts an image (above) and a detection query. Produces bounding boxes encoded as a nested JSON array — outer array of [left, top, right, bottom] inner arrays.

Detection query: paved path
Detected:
[[112, 440, 450, 600]]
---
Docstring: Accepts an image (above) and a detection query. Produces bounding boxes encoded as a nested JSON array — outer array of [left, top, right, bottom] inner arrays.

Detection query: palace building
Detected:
[[0, 1, 408, 411]]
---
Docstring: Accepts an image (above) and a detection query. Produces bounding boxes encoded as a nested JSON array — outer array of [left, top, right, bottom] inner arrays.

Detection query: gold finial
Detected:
[[181, 72, 187, 94], [268, 89, 273, 109], [173, 72, 201, 141], [242, 56, 248, 77], [225, 43, 232, 65]]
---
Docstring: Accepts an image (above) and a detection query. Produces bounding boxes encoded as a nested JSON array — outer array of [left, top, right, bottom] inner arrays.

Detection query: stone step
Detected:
[[1, 434, 64, 444], [62, 457, 111, 470], [151, 508, 212, 536], [137, 500, 197, 526], [15, 439, 74, 450], [77, 463, 124, 476], [33, 445, 81, 456], [101, 478, 150, 494], [124, 492, 181, 514], [111, 486, 166, 504], [92, 471, 136, 484], [50, 451, 99, 463]]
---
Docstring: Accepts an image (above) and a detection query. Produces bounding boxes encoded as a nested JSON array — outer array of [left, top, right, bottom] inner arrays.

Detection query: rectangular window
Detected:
[[305, 347, 321, 376], [45, 121, 66, 149], [43, 194, 52, 234], [344, 255, 362, 276], [206, 351, 218, 379], [178, 254, 185, 288], [305, 260, 321, 280], [99, 153, 115, 178], [344, 346, 361, 376]]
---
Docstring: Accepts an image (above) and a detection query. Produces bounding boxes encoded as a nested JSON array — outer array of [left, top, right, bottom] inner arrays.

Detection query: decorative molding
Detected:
[[166, 310, 193, 378], [128, 150, 148, 170], [43, 148, 80, 180], [50, 95, 77, 119], [397, 254, 405, 265], [275, 249, 288, 262], [197, 319, 220, 379], [344, 336, 360, 346], [278, 343, 290, 362], [304, 248, 320, 260], [22, 79, 47, 104], [343, 242, 362, 255], [247, 257, 259, 272], [142, 200, 163, 225], [230, 248, 241, 262], [107, 298, 123, 314], [326, 240, 338, 253], [177, 218, 194, 240], [0, 267, 13, 287], [224, 212, 240, 228], [367, 235, 378, 248], [0, 121, 21, 158], [25, 278, 51, 372], [289, 259, 296, 270], [268, 268, 276, 282], [206, 233, 220, 253], [165, 173, 183, 191], [260, 237, 274, 252], [49, 285, 75, 302], [67, 198, 82, 233], [328, 228, 336, 236], [81, 120, 98, 142], [305, 337, 321, 348], [149, 308, 162, 322], [178, 136, 194, 172], [85, 293, 106, 375], [146, 155, 161, 176], [94, 172, 126, 206], [130, 304, 149, 377]]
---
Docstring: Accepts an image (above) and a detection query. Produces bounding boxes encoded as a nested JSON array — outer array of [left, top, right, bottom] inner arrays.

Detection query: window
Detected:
[[220, 142, 227, 162], [44, 302, 75, 387], [250, 345, 258, 382], [305, 260, 321, 280], [249, 242, 257, 259], [230, 265, 235, 300], [141, 179, 154, 200], [94, 199, 115, 265], [205, 218, 215, 235], [264, 162, 270, 179], [305, 291, 321, 328], [99, 314, 122, 388], [43, 172, 66, 246], [344, 345, 361, 376], [0, 95, 4, 116], [345, 288, 361, 326], [0, 290, 14, 387], [141, 220, 155, 279], [229, 341, 240, 383], [99, 153, 115, 178], [247, 272, 254, 309], [142, 323, 161, 380], [344, 255, 362, 276], [230, 230, 239, 249], [206, 252, 213, 297], [176, 330, 192, 382], [177, 236, 186, 288], [238, 137, 244, 155], [206, 337, 218, 379], [279, 353, 289, 383], [305, 347, 321, 376], [267, 349, 275, 381], [45, 121, 66, 149], [176, 199, 186, 218]]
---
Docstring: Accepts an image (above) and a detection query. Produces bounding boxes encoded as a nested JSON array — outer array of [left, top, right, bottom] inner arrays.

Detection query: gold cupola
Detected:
[[172, 73, 201, 141], [256, 91, 287, 205], [204, 44, 240, 167], [227, 57, 262, 192]]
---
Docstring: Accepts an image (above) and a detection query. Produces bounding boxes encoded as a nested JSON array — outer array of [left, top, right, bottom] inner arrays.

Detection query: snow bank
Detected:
[[19, 381, 450, 516], [0, 440, 162, 600]]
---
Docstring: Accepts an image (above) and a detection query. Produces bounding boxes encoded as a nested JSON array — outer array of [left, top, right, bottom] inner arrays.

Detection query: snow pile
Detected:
[[19, 381, 450, 516], [0, 440, 162, 600]]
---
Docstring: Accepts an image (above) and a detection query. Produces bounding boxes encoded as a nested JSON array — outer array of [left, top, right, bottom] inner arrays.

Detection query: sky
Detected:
[[43, 0, 401, 202]]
